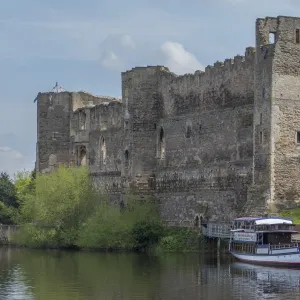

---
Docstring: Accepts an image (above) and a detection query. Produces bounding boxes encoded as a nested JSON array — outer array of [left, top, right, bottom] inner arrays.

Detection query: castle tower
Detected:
[[121, 67, 164, 192], [253, 16, 300, 211], [35, 83, 72, 173]]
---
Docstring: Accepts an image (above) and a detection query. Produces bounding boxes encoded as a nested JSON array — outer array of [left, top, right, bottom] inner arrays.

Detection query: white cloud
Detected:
[[99, 34, 136, 70], [160, 41, 204, 75], [120, 34, 136, 49], [100, 50, 124, 70], [0, 146, 33, 177]]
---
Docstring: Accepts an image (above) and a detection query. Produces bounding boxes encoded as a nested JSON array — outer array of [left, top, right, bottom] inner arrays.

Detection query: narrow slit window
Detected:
[[262, 88, 266, 98], [260, 113, 262, 125], [259, 131, 263, 144], [186, 125, 192, 138], [124, 150, 129, 168], [296, 29, 300, 44], [296, 131, 300, 144]]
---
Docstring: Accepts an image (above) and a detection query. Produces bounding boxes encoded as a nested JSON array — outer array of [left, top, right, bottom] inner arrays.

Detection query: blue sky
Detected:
[[0, 0, 299, 177]]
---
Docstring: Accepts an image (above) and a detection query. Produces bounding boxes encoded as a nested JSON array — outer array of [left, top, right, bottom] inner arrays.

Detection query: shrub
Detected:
[[76, 197, 164, 251], [156, 228, 200, 252], [76, 202, 134, 250], [131, 220, 164, 251]]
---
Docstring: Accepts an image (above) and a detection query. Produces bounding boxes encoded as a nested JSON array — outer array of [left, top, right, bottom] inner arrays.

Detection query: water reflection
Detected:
[[230, 262, 300, 299], [0, 248, 299, 299]]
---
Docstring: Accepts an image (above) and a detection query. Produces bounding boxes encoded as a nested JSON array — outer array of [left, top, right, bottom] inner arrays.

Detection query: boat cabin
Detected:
[[230, 217, 298, 254]]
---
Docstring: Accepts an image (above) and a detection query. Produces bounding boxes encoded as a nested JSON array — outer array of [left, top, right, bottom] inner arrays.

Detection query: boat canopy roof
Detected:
[[234, 216, 293, 225]]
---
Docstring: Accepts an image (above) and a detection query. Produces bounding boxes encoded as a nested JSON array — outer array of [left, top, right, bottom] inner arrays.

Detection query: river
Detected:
[[0, 248, 300, 299]]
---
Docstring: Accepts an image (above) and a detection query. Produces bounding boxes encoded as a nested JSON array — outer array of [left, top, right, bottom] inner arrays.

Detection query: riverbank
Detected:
[[9, 225, 209, 253], [3, 166, 231, 253]]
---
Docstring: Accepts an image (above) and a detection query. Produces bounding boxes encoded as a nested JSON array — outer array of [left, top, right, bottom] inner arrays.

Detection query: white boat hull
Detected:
[[231, 251, 300, 266]]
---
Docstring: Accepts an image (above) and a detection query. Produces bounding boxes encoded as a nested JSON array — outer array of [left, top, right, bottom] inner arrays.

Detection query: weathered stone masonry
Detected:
[[35, 16, 300, 225]]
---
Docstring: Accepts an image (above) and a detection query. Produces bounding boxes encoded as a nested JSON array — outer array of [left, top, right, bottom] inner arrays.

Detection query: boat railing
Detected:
[[201, 222, 231, 239], [231, 225, 255, 231], [270, 243, 298, 250], [232, 224, 294, 231]]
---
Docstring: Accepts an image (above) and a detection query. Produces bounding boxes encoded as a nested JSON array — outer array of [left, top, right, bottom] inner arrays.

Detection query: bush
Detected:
[[131, 220, 164, 251], [156, 228, 200, 252], [76, 197, 164, 251], [76, 202, 134, 250]]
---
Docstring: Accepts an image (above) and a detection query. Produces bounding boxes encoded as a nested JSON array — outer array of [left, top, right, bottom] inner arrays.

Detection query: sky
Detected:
[[0, 0, 299, 178]]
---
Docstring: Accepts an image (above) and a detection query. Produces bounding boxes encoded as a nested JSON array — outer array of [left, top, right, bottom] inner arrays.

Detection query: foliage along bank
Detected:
[[2, 166, 200, 252]]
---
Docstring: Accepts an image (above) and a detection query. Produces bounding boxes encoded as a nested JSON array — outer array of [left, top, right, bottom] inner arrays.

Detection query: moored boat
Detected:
[[229, 216, 300, 266]]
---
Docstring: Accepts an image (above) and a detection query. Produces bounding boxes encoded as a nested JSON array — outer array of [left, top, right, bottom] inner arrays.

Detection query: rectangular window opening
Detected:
[[296, 29, 300, 44], [269, 32, 275, 44], [296, 131, 300, 144], [259, 131, 263, 144], [260, 113, 262, 125], [262, 88, 266, 98]]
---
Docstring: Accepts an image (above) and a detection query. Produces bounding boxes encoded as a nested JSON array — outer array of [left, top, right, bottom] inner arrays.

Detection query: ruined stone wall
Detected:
[[89, 101, 123, 173], [72, 91, 120, 111], [270, 17, 300, 209], [36, 90, 121, 173], [155, 48, 255, 224], [70, 93, 122, 168], [88, 101, 124, 197]]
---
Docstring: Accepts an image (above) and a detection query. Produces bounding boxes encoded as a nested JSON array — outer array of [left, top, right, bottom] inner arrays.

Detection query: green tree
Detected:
[[14, 166, 98, 248], [14, 170, 35, 200], [0, 172, 18, 224], [13, 170, 36, 224], [0, 172, 18, 208]]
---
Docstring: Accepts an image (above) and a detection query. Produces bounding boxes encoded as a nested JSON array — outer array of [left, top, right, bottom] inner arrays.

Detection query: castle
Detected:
[[35, 16, 300, 225]]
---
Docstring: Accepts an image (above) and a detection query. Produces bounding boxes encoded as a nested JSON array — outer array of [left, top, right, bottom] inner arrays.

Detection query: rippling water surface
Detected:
[[0, 248, 300, 299]]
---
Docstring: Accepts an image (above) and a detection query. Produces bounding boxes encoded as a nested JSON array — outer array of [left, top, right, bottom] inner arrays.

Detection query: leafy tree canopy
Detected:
[[0, 172, 18, 208]]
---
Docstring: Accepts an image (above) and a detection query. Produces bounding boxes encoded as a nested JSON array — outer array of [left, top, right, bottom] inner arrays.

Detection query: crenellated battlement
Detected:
[[122, 46, 256, 90], [157, 46, 256, 88]]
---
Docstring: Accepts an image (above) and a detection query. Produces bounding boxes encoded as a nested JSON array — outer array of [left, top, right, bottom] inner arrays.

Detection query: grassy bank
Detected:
[[279, 208, 300, 224]]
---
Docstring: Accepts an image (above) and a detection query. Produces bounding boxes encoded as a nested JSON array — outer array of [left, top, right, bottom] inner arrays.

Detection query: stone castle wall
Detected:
[[155, 48, 255, 223], [35, 16, 300, 225]]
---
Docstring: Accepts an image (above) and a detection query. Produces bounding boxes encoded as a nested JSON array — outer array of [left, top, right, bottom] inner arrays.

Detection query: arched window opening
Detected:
[[79, 146, 87, 166], [269, 32, 275, 44], [124, 121, 129, 137], [194, 215, 199, 227], [100, 137, 107, 167], [79, 111, 86, 130], [186, 125, 192, 138], [124, 149, 129, 168], [158, 127, 166, 159]]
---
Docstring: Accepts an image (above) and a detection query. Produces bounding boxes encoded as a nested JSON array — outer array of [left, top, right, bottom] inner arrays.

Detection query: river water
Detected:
[[1, 248, 300, 300]]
